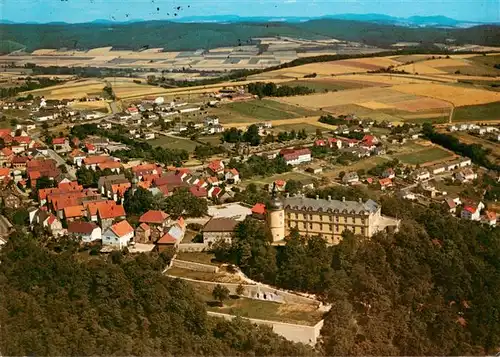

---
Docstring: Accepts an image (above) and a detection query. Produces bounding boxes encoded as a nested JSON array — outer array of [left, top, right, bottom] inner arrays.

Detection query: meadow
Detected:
[[396, 147, 454, 166]]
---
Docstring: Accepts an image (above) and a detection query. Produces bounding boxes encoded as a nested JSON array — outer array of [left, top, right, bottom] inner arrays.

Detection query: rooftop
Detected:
[[283, 196, 379, 214]]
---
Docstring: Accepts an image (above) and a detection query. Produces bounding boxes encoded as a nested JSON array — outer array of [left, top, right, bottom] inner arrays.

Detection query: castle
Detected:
[[267, 193, 400, 244]]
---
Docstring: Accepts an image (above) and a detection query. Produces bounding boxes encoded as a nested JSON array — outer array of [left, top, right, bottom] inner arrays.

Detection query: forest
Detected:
[[247, 82, 314, 97], [0, 233, 315, 356], [211, 195, 500, 355]]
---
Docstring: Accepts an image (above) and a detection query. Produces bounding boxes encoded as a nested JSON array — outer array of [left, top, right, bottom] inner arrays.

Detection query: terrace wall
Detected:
[[207, 311, 324, 345], [172, 259, 219, 273], [165, 275, 320, 306], [178, 243, 206, 252]]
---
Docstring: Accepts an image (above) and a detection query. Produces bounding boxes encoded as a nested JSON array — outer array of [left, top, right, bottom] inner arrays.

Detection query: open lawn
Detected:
[[325, 156, 389, 178], [396, 147, 454, 165], [212, 99, 319, 123], [148, 135, 199, 152], [453, 102, 500, 122], [189, 282, 323, 326], [273, 122, 328, 133], [176, 252, 218, 266], [242, 171, 314, 187], [198, 135, 222, 146]]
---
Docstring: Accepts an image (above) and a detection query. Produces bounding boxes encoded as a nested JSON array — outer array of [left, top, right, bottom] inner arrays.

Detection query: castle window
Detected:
[[302, 222, 306, 229], [362, 218, 366, 225], [330, 215, 333, 222], [320, 223, 323, 231], [335, 225, 339, 232], [320, 215, 323, 221], [295, 213, 298, 219], [288, 221, 291, 227], [335, 216, 339, 223], [361, 227, 365, 235], [287, 213, 291, 219], [309, 223, 313, 229]]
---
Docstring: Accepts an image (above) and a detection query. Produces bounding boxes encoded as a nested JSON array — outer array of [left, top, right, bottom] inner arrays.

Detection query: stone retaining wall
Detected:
[[178, 243, 206, 252], [172, 259, 219, 273], [207, 311, 324, 345]]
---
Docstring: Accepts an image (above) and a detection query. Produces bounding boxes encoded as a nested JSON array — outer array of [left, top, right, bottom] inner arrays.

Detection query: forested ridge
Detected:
[[1, 20, 499, 52], [0, 233, 315, 356], [1, 195, 499, 355]]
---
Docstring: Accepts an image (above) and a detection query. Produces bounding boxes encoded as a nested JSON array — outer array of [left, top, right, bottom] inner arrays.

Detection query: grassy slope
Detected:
[[453, 102, 500, 122], [396, 147, 453, 165]]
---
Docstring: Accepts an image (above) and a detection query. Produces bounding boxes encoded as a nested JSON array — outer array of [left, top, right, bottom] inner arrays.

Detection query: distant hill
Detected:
[[0, 19, 498, 54]]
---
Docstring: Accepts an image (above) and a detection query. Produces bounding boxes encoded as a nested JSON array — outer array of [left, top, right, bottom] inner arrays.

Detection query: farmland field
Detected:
[[197, 135, 222, 146], [211, 99, 319, 123], [396, 147, 454, 165], [284, 79, 371, 92], [391, 83, 500, 106], [148, 135, 198, 152], [452, 102, 500, 122]]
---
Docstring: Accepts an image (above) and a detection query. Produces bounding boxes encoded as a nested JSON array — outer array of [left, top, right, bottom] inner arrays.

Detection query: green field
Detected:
[[197, 135, 222, 146], [148, 135, 199, 152], [212, 99, 319, 123], [396, 147, 453, 165], [285, 79, 367, 92], [273, 122, 327, 133], [453, 102, 500, 122], [189, 282, 323, 326], [242, 171, 314, 187]]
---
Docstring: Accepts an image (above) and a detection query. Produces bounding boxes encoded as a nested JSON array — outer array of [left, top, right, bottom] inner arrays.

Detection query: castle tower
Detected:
[[267, 183, 285, 242]]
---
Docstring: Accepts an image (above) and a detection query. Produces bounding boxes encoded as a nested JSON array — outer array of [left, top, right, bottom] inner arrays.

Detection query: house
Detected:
[[156, 218, 185, 250], [84, 156, 113, 170], [189, 185, 208, 198], [207, 176, 220, 186], [461, 202, 485, 221], [444, 196, 462, 213], [481, 211, 497, 227], [251, 203, 266, 219], [102, 220, 134, 249], [12, 156, 29, 170], [382, 168, 395, 179], [135, 223, 152, 244], [0, 147, 13, 166], [361, 135, 378, 149], [306, 166, 323, 175], [63, 205, 86, 222], [207, 160, 225, 175], [98, 174, 130, 201], [203, 217, 238, 247], [204, 116, 220, 126], [379, 178, 393, 190], [208, 186, 223, 200], [69, 149, 86, 166], [224, 168, 240, 184], [280, 148, 312, 166], [67, 221, 102, 243], [412, 169, 430, 182], [29, 209, 63, 236], [399, 190, 417, 201], [52, 137, 70, 153], [342, 172, 359, 185], [97, 204, 126, 231], [139, 210, 170, 229], [205, 124, 225, 134], [132, 163, 162, 180], [455, 169, 477, 183]]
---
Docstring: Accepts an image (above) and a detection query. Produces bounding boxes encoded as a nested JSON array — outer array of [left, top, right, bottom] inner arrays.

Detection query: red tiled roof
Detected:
[[208, 160, 224, 172], [463, 206, 476, 214], [210, 187, 222, 198], [86, 200, 116, 216], [139, 210, 169, 224], [14, 136, 31, 144], [111, 182, 130, 196], [110, 220, 134, 237], [252, 203, 266, 215], [84, 156, 111, 165], [69, 149, 86, 158], [275, 180, 286, 187], [156, 232, 177, 244], [132, 163, 157, 173], [0, 147, 13, 156], [68, 221, 98, 234], [52, 137, 66, 145], [0, 129, 11, 137], [47, 214, 57, 225], [314, 139, 326, 146], [29, 171, 41, 180], [0, 168, 10, 177], [485, 211, 497, 221], [58, 181, 83, 192], [98, 204, 126, 219], [379, 178, 392, 186], [227, 168, 239, 176], [189, 185, 207, 198], [12, 156, 29, 164], [137, 181, 152, 189], [98, 161, 122, 170], [138, 223, 150, 231], [64, 205, 85, 219], [85, 143, 96, 151]]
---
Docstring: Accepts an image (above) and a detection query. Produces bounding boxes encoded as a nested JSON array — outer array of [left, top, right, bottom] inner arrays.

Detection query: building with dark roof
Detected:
[[203, 217, 239, 246]]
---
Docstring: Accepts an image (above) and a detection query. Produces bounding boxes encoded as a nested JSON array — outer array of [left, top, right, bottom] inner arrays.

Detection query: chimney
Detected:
[[316, 195, 319, 200], [342, 196, 345, 202], [327, 195, 331, 201]]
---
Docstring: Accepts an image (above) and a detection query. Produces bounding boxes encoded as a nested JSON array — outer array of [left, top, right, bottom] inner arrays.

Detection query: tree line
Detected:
[[211, 193, 500, 355], [71, 124, 189, 166], [226, 155, 291, 180], [0, 77, 62, 99], [247, 82, 314, 98], [422, 123, 499, 171]]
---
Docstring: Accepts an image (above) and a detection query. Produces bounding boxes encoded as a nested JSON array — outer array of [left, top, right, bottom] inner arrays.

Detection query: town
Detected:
[[0, 17, 499, 356]]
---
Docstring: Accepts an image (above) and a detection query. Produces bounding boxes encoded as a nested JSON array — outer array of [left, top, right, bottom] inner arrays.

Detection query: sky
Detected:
[[1, 0, 499, 23]]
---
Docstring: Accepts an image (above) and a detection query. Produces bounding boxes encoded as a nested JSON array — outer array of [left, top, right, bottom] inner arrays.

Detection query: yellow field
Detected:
[[391, 83, 500, 106], [358, 101, 394, 109], [332, 73, 449, 85], [68, 100, 109, 112], [277, 87, 417, 109]]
